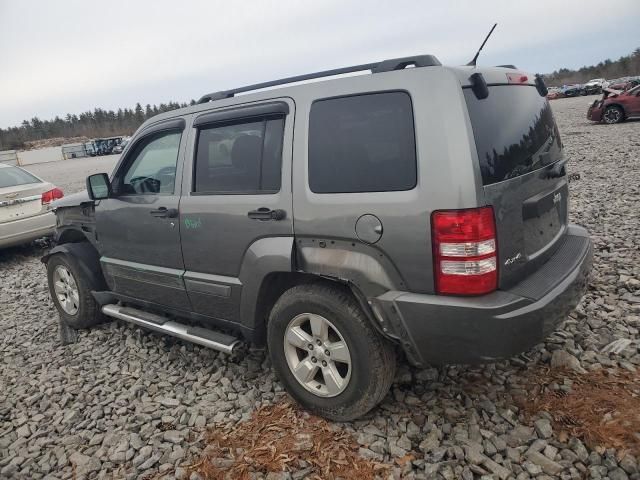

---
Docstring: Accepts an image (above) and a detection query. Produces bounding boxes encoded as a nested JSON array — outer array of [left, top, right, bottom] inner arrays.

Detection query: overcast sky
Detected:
[[1, 0, 638, 128]]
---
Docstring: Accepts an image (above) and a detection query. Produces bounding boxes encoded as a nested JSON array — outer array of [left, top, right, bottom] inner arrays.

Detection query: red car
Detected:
[[587, 85, 640, 124]]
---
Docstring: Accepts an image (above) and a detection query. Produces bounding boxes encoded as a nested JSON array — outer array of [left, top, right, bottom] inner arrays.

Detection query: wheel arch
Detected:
[[239, 236, 404, 345], [604, 103, 626, 117], [42, 241, 107, 292], [56, 226, 90, 245]]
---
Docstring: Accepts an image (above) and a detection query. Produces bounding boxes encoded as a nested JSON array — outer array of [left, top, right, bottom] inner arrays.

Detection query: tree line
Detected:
[[2, 47, 638, 150], [544, 47, 640, 87], [0, 101, 196, 151]]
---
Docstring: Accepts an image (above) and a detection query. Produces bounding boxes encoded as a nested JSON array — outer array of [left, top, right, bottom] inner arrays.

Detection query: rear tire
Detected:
[[603, 105, 624, 124], [267, 283, 396, 421], [47, 253, 104, 329]]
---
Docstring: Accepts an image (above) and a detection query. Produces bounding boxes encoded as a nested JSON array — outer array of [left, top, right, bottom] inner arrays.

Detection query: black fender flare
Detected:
[[42, 242, 107, 291], [238, 236, 295, 331]]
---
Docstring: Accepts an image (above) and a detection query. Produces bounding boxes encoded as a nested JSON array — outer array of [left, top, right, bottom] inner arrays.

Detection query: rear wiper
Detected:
[[544, 159, 567, 179]]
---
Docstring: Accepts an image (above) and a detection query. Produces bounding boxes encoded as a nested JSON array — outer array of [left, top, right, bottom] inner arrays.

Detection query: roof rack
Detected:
[[197, 54, 441, 103]]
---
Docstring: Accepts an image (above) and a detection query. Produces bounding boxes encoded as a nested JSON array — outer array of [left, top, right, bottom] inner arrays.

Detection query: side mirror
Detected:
[[87, 173, 111, 200]]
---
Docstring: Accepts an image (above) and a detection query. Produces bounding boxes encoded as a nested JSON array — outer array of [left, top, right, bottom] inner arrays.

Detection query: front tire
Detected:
[[267, 284, 396, 421], [603, 105, 624, 124], [47, 253, 103, 329]]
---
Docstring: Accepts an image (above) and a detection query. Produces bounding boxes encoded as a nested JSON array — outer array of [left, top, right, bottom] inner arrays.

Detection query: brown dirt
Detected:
[[23, 136, 89, 150], [518, 367, 640, 455], [186, 401, 390, 480]]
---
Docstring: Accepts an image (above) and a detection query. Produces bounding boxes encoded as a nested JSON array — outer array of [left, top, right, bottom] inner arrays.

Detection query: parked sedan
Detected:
[[607, 78, 640, 92], [561, 84, 585, 97], [587, 85, 640, 124], [0, 163, 63, 248]]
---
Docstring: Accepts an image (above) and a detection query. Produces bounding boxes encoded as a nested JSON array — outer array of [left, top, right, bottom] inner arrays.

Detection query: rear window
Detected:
[[0, 167, 40, 188], [464, 85, 561, 186], [308, 92, 417, 193]]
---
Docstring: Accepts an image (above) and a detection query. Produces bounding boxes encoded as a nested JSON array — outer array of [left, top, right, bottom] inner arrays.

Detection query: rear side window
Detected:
[[464, 85, 562, 186], [308, 92, 417, 193], [194, 117, 284, 194], [0, 167, 40, 188]]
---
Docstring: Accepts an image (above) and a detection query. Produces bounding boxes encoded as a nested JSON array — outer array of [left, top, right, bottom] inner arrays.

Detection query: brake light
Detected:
[[41, 188, 64, 204], [506, 73, 528, 84], [431, 206, 498, 295]]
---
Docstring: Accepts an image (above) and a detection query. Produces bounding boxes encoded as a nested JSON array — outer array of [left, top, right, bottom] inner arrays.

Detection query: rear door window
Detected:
[[0, 167, 40, 188], [464, 85, 562, 185], [194, 117, 284, 194], [308, 91, 417, 193]]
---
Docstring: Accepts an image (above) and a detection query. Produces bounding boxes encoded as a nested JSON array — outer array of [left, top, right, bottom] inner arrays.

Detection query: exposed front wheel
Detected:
[[47, 253, 104, 329], [268, 284, 396, 421], [603, 105, 624, 124]]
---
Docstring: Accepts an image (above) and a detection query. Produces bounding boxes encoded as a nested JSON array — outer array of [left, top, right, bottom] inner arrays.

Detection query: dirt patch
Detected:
[[186, 402, 389, 480], [518, 367, 640, 454], [23, 136, 89, 150]]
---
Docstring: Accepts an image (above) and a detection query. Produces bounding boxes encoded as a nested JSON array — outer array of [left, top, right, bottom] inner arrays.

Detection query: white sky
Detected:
[[0, 0, 638, 128]]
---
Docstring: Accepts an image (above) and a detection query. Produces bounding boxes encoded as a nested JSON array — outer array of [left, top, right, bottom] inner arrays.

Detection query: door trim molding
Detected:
[[101, 257, 185, 289], [183, 271, 241, 298]]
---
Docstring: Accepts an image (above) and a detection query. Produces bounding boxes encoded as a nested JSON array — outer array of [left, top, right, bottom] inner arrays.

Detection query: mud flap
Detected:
[[58, 318, 78, 345]]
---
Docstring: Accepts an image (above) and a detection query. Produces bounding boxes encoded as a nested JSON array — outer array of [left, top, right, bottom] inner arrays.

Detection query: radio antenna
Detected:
[[467, 23, 497, 67]]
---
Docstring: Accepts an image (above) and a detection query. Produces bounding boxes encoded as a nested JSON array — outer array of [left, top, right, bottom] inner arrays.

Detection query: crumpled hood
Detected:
[[51, 190, 92, 209]]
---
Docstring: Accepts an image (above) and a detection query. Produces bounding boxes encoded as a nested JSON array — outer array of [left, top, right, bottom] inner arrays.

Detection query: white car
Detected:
[[584, 78, 605, 95], [0, 163, 63, 248]]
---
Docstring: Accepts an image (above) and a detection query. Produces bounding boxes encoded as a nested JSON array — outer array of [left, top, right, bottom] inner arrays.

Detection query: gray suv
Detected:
[[44, 55, 592, 421]]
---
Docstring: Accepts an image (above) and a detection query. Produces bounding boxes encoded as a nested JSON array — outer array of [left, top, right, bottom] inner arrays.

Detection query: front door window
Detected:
[[117, 131, 182, 195]]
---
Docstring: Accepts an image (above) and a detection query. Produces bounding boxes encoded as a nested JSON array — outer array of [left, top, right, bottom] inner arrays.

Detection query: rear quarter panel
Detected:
[[290, 67, 482, 295]]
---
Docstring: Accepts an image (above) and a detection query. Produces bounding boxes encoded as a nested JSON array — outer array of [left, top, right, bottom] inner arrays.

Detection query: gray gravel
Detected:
[[1, 96, 639, 479]]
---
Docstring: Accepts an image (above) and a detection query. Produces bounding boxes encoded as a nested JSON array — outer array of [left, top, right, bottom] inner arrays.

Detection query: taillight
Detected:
[[41, 188, 64, 204], [431, 206, 498, 295]]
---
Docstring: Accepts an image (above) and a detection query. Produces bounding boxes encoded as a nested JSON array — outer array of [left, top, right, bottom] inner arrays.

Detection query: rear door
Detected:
[[463, 84, 567, 288], [179, 100, 293, 323]]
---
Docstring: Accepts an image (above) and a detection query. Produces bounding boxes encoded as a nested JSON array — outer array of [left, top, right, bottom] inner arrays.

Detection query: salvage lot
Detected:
[[0, 96, 639, 479]]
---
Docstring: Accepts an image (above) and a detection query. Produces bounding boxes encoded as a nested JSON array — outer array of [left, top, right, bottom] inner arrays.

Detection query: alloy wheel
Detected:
[[283, 313, 352, 397], [604, 108, 622, 124], [53, 265, 80, 315]]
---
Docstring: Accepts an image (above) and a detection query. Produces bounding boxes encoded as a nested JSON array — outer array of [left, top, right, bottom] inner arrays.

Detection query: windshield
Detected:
[[464, 85, 562, 186], [0, 166, 41, 188]]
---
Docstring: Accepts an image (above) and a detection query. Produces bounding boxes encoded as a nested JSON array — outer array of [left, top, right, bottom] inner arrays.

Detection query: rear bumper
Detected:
[[0, 212, 55, 248], [373, 225, 592, 366]]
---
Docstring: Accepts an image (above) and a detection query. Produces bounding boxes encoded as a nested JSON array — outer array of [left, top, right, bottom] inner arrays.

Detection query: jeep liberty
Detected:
[[44, 54, 592, 421]]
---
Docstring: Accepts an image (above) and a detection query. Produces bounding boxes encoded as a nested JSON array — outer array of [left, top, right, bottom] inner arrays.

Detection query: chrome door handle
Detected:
[[247, 208, 286, 221], [150, 207, 178, 218]]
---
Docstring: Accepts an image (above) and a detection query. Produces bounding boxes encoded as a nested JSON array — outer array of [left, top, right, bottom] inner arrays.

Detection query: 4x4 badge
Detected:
[[504, 252, 522, 266]]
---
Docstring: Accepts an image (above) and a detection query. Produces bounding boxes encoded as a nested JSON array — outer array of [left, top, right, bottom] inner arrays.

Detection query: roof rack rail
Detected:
[[197, 54, 441, 104], [496, 64, 517, 69]]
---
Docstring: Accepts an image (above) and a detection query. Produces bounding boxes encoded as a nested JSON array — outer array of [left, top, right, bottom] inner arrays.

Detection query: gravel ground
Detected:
[[1, 96, 639, 480]]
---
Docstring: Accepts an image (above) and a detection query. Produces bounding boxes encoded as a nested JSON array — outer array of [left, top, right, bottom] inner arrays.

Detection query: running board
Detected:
[[101, 304, 240, 354]]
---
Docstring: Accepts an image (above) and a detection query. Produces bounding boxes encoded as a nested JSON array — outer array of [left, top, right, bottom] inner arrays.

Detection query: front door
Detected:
[[95, 118, 191, 310], [179, 100, 294, 325]]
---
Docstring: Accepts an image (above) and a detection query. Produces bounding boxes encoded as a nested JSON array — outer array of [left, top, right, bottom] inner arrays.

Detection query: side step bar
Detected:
[[101, 304, 240, 354]]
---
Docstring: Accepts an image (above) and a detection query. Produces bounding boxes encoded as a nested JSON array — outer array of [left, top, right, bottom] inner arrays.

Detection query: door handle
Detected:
[[247, 207, 286, 221], [150, 207, 179, 218]]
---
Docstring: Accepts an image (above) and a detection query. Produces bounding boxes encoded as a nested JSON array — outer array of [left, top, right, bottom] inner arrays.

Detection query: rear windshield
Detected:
[[0, 167, 41, 188], [464, 85, 561, 185]]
